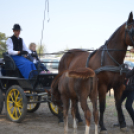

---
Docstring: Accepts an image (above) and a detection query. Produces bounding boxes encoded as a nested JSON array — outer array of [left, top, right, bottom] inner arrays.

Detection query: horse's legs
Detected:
[[71, 99, 77, 129], [114, 84, 126, 129], [58, 100, 83, 125], [75, 102, 83, 122], [99, 85, 107, 132], [61, 96, 70, 134], [58, 108, 64, 122], [80, 98, 91, 134], [94, 102, 98, 134], [90, 97, 98, 134]]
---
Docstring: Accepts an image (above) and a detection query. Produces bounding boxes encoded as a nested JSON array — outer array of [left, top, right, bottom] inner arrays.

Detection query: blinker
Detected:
[[129, 27, 134, 36]]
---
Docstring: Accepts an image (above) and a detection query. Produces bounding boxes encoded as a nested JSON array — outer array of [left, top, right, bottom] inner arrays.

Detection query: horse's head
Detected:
[[125, 12, 134, 47]]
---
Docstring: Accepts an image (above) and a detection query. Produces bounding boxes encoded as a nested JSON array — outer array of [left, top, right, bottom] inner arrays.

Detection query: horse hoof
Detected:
[[58, 122, 64, 127], [130, 125, 134, 133], [120, 127, 127, 133], [99, 130, 107, 134]]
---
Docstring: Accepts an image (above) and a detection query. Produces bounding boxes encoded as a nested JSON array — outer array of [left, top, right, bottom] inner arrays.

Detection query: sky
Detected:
[[0, 0, 134, 53]]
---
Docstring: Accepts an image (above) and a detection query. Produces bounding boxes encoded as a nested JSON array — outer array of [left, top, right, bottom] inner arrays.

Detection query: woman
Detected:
[[29, 43, 49, 72]]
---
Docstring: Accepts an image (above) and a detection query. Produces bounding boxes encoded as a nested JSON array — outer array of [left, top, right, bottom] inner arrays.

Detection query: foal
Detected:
[[51, 68, 98, 134]]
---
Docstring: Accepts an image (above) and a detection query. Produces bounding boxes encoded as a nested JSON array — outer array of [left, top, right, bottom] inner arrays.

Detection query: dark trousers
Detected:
[[35, 63, 49, 71], [121, 90, 134, 123]]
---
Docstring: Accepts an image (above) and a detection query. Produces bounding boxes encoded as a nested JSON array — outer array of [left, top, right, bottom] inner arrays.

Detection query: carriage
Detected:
[[0, 52, 58, 122]]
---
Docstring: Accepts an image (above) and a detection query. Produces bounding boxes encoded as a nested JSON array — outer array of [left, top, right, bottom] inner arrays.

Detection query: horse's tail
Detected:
[[51, 70, 67, 104], [51, 70, 67, 91], [66, 68, 95, 79]]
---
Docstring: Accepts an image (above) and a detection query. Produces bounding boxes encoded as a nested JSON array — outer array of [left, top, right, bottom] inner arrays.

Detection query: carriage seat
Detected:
[[2, 52, 17, 70], [2, 52, 22, 77], [0, 58, 4, 65]]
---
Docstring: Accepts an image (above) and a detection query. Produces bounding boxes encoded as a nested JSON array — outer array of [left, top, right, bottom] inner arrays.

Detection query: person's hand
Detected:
[[31, 51, 38, 57], [24, 54, 27, 58], [19, 51, 28, 55], [18, 51, 21, 55], [130, 49, 134, 53]]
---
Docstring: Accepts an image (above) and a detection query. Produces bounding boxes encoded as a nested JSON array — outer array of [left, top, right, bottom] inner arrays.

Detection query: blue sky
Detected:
[[0, 0, 134, 52]]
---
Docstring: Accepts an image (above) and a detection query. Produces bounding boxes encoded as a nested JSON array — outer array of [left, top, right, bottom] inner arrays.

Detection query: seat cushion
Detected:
[[3, 52, 17, 70]]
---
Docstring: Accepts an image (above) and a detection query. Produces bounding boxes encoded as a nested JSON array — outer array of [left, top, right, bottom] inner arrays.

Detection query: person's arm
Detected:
[[22, 39, 31, 54], [130, 49, 134, 53], [35, 51, 39, 60], [126, 68, 134, 78], [31, 51, 39, 60], [6, 38, 20, 55]]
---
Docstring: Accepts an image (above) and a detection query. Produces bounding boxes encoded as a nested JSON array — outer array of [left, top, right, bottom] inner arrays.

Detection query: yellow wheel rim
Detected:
[[50, 103, 58, 114], [27, 96, 38, 110], [7, 89, 23, 120]]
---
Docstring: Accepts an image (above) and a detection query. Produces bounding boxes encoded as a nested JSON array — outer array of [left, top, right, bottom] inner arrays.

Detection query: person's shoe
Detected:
[[47, 71, 51, 74], [40, 71, 46, 74], [132, 125, 134, 133], [113, 123, 120, 128]]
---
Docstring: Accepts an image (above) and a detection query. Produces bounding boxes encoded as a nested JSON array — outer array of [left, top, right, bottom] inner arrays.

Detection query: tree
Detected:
[[0, 32, 7, 57], [36, 44, 46, 57]]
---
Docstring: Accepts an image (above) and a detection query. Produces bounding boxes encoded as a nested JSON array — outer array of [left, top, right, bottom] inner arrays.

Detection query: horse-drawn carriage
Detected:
[[0, 52, 58, 122]]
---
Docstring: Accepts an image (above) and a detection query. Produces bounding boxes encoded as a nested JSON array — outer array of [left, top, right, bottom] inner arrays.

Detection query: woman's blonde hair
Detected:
[[29, 43, 36, 50]]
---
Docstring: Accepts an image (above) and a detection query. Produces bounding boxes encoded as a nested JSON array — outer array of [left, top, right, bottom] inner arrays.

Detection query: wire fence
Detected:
[[0, 49, 134, 57]]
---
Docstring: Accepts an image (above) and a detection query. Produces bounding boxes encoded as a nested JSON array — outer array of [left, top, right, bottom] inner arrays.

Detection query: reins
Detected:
[[86, 20, 134, 74]]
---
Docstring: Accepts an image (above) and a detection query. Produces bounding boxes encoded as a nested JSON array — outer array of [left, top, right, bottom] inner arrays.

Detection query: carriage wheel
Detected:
[[48, 102, 58, 116], [0, 89, 3, 114], [5, 85, 27, 122], [27, 92, 41, 113]]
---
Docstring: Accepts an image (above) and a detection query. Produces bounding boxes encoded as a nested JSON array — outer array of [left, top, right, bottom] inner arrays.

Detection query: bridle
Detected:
[[104, 21, 134, 66], [86, 20, 134, 70], [124, 20, 134, 47]]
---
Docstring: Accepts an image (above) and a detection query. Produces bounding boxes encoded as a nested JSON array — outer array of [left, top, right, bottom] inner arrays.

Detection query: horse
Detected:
[[57, 12, 134, 133], [51, 68, 98, 134]]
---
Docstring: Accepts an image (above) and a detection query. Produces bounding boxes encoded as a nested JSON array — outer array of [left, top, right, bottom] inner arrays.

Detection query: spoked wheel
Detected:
[[48, 102, 58, 116], [5, 85, 27, 122], [0, 89, 3, 114], [27, 92, 41, 113]]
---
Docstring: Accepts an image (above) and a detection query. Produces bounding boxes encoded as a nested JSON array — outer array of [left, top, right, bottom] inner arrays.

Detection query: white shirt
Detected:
[[6, 37, 31, 55], [33, 58, 38, 64]]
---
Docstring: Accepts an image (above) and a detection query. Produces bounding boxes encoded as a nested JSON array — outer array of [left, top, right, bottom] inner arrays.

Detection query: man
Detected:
[[6, 24, 36, 79], [121, 69, 134, 132], [114, 63, 134, 132]]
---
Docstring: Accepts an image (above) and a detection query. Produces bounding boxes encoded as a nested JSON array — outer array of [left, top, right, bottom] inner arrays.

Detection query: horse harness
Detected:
[[86, 21, 134, 75]]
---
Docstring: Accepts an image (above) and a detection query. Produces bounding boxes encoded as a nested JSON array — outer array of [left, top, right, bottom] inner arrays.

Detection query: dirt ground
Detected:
[[0, 92, 134, 134]]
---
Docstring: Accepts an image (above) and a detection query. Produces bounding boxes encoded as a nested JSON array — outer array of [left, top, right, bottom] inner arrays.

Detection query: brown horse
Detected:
[[51, 68, 98, 134], [57, 12, 134, 133]]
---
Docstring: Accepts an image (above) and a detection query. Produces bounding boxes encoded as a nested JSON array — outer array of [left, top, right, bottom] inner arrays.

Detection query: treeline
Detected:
[[0, 32, 7, 58]]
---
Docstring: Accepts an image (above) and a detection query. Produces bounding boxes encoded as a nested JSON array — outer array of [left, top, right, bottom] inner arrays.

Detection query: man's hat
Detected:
[[12, 24, 22, 31]]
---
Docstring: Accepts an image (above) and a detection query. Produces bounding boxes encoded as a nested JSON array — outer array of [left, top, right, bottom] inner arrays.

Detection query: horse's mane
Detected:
[[108, 25, 123, 40], [98, 22, 126, 50]]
